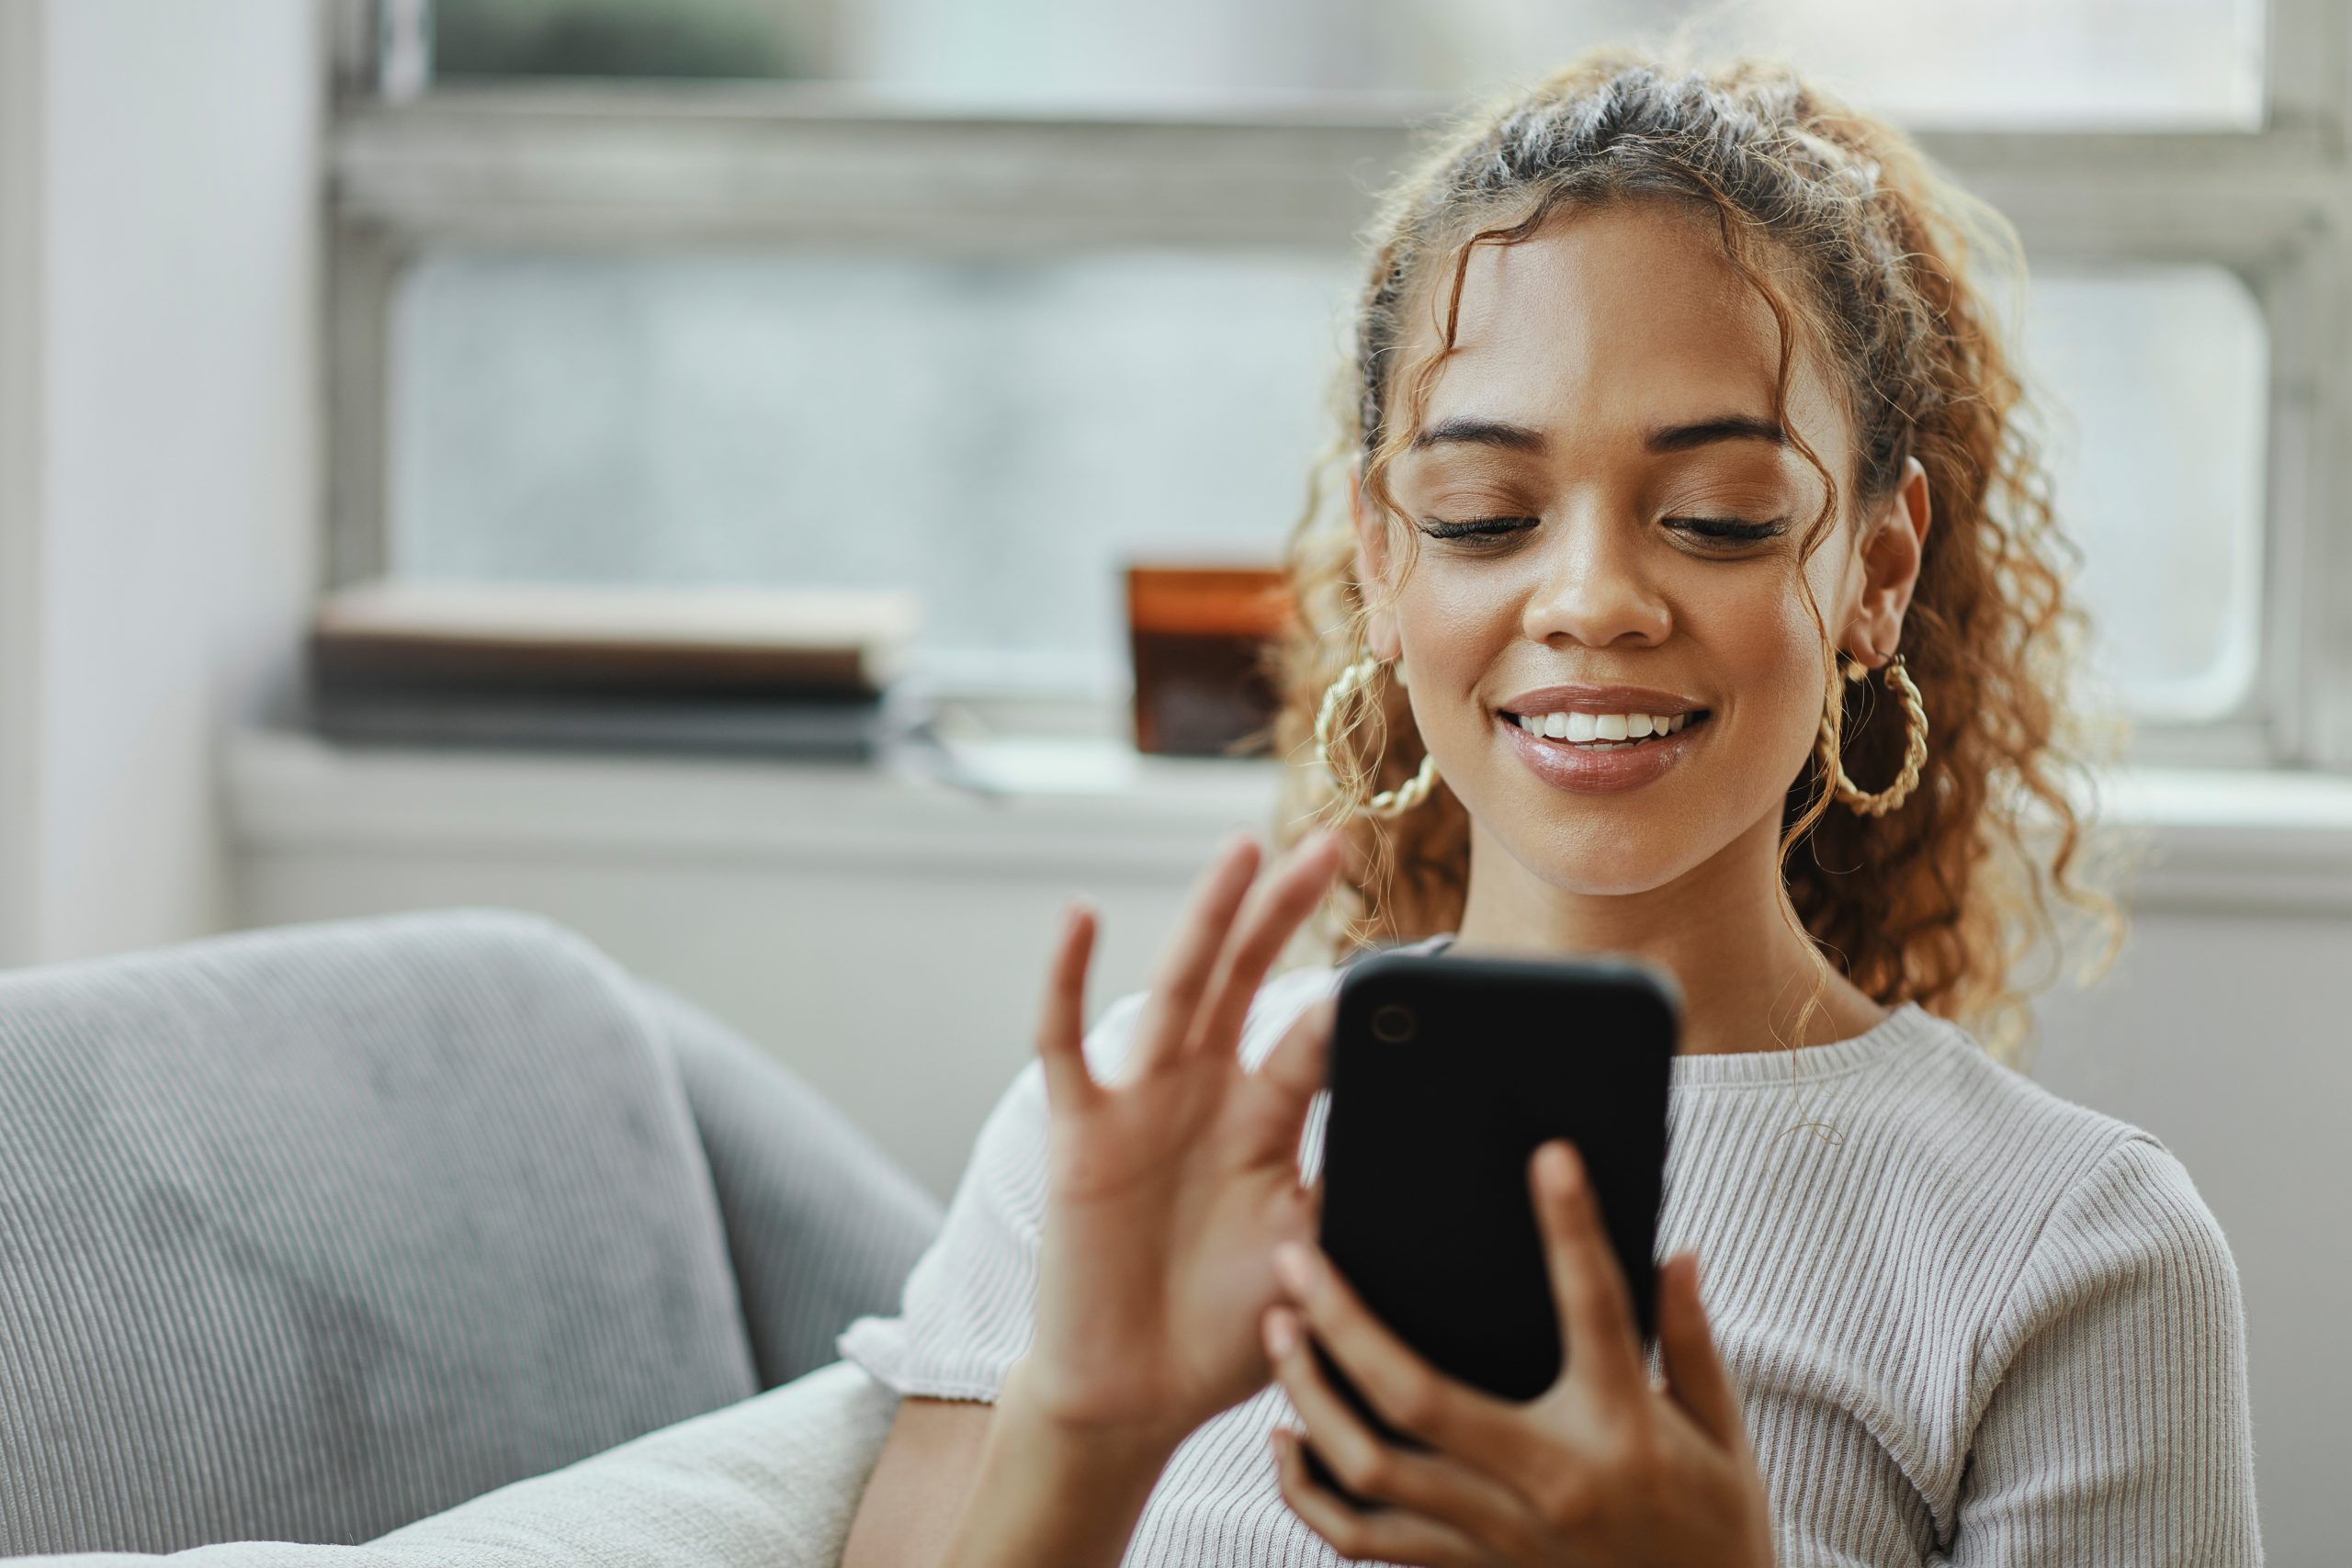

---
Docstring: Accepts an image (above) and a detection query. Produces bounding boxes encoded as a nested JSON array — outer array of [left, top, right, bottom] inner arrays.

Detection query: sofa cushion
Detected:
[[0, 1359, 901, 1568], [0, 909, 759, 1555]]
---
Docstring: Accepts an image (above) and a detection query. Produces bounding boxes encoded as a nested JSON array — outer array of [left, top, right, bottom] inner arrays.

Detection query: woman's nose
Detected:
[[1519, 513, 1673, 649]]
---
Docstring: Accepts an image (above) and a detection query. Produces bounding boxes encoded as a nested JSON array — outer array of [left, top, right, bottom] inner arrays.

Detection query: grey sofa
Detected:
[[0, 909, 941, 1563]]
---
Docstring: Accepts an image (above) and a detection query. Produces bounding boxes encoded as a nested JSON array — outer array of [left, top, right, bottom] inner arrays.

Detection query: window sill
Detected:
[[225, 725, 1286, 877], [223, 727, 2352, 915]]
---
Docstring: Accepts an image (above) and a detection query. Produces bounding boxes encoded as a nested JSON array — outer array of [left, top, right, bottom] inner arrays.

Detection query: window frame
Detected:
[[322, 0, 2352, 771]]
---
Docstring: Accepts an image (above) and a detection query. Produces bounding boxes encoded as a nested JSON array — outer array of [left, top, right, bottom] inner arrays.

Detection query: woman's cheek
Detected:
[[1404, 570, 1520, 682], [1756, 595, 1838, 778]]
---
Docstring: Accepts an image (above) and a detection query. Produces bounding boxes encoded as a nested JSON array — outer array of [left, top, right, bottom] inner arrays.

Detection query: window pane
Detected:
[[429, 0, 2266, 130], [2018, 267, 2267, 724], [389, 250, 1354, 694], [1399, 0, 2266, 130], [388, 253, 2267, 722], [433, 0, 819, 80]]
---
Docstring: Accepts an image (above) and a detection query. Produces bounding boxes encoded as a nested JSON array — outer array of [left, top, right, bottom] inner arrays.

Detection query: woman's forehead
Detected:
[[1406, 202, 1844, 456]]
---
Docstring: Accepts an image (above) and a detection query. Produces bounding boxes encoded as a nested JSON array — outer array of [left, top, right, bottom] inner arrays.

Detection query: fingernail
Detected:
[[1272, 1241, 1317, 1296], [1263, 1306, 1298, 1359], [1542, 1141, 1579, 1194]]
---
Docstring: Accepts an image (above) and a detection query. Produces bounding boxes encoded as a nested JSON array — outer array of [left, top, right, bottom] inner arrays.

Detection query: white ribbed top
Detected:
[[840, 937, 2262, 1565]]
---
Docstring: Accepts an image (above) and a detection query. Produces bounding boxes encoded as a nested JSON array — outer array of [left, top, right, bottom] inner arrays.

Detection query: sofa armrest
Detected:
[[5, 1362, 901, 1568], [645, 978, 942, 1388]]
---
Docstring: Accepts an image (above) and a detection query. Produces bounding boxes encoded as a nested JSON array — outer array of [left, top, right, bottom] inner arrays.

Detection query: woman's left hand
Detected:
[[1262, 1140, 1775, 1568]]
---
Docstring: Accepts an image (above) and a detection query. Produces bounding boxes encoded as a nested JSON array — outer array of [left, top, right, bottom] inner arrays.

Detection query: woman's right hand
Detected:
[[1005, 828, 1345, 1457]]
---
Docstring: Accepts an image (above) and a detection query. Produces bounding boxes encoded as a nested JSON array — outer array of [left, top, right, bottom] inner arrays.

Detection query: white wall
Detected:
[[0, 0, 49, 963], [0, 0, 320, 966]]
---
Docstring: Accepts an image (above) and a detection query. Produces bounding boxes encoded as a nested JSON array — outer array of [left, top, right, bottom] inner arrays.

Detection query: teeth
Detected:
[[1512, 709, 1697, 743]]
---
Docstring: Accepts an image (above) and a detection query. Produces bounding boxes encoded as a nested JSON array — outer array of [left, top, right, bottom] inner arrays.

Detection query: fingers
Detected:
[[1035, 897, 1101, 1112], [1126, 833, 1263, 1077], [1263, 1303, 1544, 1565], [1532, 1142, 1646, 1400], [1185, 830, 1343, 1060], [1269, 1241, 1516, 1462], [1128, 829, 1340, 1083], [1657, 1251, 1747, 1450], [1271, 1427, 1497, 1568], [1271, 1428, 1494, 1568]]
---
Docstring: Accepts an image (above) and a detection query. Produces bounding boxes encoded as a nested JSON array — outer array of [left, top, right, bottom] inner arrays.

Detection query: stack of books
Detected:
[[308, 581, 922, 761]]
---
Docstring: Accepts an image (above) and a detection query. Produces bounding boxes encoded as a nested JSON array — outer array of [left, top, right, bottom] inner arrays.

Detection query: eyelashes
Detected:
[[1416, 515, 1790, 547], [1418, 515, 1539, 541], [1673, 515, 1790, 545]]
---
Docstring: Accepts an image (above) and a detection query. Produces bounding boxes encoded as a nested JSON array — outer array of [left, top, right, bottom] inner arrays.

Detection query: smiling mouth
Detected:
[[1497, 708, 1713, 750]]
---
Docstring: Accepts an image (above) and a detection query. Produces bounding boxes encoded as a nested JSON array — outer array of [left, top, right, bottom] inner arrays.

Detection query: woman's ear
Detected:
[[1841, 456, 1932, 665], [1348, 459, 1403, 662]]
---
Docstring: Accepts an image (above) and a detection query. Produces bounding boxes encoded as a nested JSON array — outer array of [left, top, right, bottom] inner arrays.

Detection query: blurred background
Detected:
[[0, 0, 2343, 1552]]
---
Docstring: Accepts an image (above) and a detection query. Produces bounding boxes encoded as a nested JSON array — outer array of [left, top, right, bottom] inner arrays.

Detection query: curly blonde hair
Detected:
[[1265, 49, 2132, 1063]]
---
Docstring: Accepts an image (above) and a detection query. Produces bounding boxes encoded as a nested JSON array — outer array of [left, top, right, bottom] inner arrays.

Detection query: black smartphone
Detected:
[[1302, 948, 1678, 1507]]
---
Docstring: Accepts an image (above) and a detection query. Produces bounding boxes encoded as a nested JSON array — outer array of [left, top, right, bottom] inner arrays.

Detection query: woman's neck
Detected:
[[1450, 811, 1888, 1056]]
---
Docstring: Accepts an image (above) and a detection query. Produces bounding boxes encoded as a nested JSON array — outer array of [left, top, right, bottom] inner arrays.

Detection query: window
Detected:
[[424, 0, 2265, 129], [2018, 268, 2267, 725], [389, 247, 1351, 697], [329, 0, 2352, 767]]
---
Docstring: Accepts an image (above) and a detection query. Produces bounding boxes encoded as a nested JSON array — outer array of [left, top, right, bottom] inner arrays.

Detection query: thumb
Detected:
[[1657, 1251, 1746, 1449]]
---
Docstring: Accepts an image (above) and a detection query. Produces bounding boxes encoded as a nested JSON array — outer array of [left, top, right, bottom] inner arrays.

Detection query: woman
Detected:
[[837, 50, 2262, 1567]]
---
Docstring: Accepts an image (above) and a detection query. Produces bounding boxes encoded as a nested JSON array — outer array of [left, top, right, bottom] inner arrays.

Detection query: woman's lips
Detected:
[[1495, 707, 1712, 795]]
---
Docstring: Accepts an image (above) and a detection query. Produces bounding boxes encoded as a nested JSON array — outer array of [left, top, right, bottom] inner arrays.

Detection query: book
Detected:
[[309, 581, 923, 760], [311, 581, 920, 699], [310, 688, 907, 761]]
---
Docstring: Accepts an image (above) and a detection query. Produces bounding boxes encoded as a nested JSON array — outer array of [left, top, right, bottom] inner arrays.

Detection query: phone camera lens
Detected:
[[1370, 1003, 1416, 1043]]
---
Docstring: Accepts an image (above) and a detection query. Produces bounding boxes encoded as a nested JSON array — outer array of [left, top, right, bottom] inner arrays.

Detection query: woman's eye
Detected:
[[1418, 515, 1538, 543], [1668, 515, 1788, 547], [1416, 514, 1788, 549]]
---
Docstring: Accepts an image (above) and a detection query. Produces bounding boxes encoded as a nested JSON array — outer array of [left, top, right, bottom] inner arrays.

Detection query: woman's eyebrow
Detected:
[[1645, 413, 1787, 452], [1407, 412, 1788, 454], [1408, 416, 1548, 453]]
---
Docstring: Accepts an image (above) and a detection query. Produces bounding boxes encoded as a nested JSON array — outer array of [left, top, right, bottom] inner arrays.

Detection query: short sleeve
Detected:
[[833, 989, 1150, 1402], [1947, 1135, 2263, 1565]]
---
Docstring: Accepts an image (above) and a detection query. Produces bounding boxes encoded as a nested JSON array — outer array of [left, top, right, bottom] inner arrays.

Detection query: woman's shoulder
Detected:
[[1838, 1010, 2241, 1324], [1913, 1027, 2256, 1535], [1675, 1001, 2238, 1344], [1869, 1008, 2191, 1196], [1714, 1012, 2258, 1555]]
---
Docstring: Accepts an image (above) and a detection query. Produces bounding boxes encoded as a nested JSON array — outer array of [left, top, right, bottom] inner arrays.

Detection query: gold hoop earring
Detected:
[[1820, 651, 1928, 817], [1313, 652, 1439, 818]]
